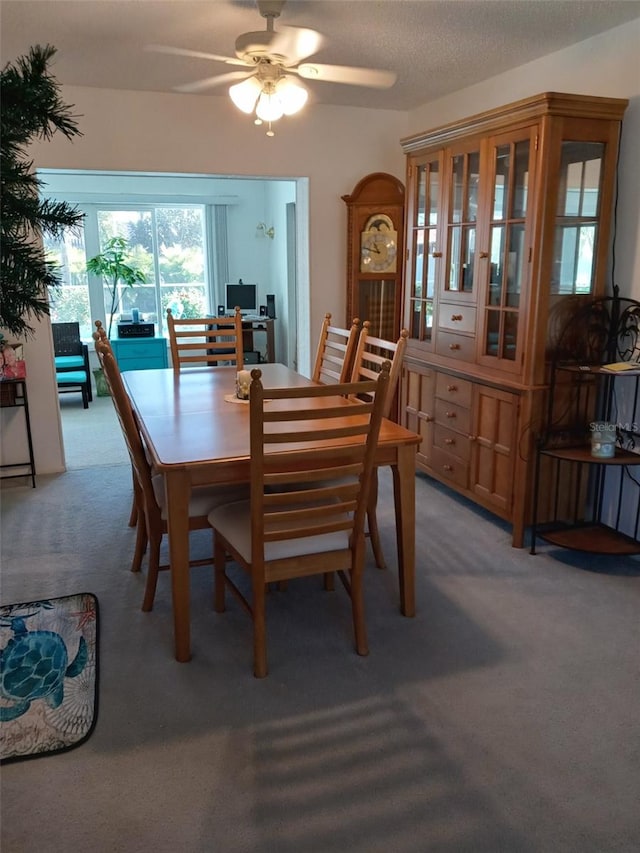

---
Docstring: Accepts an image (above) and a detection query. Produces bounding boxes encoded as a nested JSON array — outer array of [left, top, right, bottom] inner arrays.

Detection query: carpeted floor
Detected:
[[1, 453, 639, 851], [59, 394, 129, 469]]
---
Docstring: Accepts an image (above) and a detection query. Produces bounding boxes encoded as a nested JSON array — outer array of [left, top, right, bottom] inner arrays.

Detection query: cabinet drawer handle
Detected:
[[443, 464, 453, 472], [447, 384, 457, 392], [449, 343, 461, 350], [451, 314, 463, 322], [432, 251, 443, 258], [445, 411, 456, 419], [444, 438, 455, 445], [423, 414, 434, 422], [479, 251, 489, 258]]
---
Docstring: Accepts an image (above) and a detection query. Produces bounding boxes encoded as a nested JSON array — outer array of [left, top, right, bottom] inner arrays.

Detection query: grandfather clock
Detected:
[[342, 172, 405, 340]]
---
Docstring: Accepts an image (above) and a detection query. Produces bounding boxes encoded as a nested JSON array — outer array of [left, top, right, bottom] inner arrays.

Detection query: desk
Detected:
[[241, 318, 275, 363], [123, 364, 421, 661]]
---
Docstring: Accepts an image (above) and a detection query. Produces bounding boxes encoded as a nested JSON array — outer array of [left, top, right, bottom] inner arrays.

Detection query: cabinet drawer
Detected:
[[438, 304, 476, 334], [435, 330, 476, 362], [112, 338, 168, 370], [435, 373, 473, 407], [434, 397, 471, 435], [433, 424, 471, 461], [113, 341, 163, 358], [431, 446, 469, 489]]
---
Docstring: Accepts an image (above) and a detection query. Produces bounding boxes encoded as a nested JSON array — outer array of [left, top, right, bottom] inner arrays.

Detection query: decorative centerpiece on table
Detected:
[[85, 237, 146, 395]]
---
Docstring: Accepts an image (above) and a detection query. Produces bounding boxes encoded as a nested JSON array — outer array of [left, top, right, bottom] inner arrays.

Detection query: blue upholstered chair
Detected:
[[52, 322, 92, 409]]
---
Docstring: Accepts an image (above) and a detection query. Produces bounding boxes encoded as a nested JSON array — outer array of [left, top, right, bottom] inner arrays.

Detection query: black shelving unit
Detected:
[[530, 294, 640, 555], [0, 378, 36, 488]]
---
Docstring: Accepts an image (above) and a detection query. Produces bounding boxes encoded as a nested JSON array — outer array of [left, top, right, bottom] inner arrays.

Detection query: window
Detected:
[[47, 204, 209, 338], [44, 228, 93, 340]]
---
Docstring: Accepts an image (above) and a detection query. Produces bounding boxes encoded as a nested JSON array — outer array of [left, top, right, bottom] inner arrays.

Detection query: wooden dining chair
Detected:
[[350, 324, 409, 569], [311, 313, 361, 384], [92, 320, 139, 530], [94, 334, 248, 612], [207, 362, 391, 678], [167, 307, 244, 371]]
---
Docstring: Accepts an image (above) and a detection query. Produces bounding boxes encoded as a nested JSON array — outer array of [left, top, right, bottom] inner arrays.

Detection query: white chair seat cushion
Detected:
[[208, 500, 350, 563], [152, 475, 249, 521]]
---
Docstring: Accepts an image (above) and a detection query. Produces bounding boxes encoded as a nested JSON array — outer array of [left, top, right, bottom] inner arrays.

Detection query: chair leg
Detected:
[[83, 346, 93, 402], [129, 474, 140, 527], [81, 384, 89, 409], [214, 534, 227, 613], [367, 469, 387, 569], [128, 495, 138, 527], [131, 515, 148, 573], [141, 532, 162, 612], [252, 575, 268, 678], [350, 551, 369, 657]]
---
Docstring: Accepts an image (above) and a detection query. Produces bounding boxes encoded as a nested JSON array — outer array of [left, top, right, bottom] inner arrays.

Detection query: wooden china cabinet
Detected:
[[398, 92, 628, 547], [342, 172, 405, 343]]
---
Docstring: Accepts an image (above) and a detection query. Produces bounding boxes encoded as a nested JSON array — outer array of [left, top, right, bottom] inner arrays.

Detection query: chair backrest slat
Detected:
[[350, 324, 409, 419], [167, 307, 244, 371], [248, 364, 390, 569], [312, 313, 361, 384]]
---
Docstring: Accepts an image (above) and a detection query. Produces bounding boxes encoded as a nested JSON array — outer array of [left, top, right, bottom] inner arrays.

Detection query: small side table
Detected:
[[0, 379, 36, 487]]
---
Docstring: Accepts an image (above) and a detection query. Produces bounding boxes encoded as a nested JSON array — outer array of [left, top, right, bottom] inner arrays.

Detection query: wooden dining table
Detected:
[[123, 363, 422, 662]]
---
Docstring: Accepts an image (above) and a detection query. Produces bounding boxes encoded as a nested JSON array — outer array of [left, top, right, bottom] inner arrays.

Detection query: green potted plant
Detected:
[[86, 236, 146, 395]]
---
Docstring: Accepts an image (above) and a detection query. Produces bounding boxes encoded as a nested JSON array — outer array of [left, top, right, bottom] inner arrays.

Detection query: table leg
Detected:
[[165, 468, 192, 662], [391, 445, 416, 617]]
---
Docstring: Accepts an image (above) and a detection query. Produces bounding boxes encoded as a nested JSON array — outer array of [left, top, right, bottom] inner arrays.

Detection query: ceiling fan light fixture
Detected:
[[229, 76, 262, 113], [256, 88, 284, 122], [275, 76, 308, 115]]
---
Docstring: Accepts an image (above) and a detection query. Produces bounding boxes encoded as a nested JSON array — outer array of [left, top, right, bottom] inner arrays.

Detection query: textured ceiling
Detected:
[[2, 0, 640, 111]]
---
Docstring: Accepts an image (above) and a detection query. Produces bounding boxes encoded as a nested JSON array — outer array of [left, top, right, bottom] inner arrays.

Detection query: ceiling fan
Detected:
[[146, 0, 396, 134]]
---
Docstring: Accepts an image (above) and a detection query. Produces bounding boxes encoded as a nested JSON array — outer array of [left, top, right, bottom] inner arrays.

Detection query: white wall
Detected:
[[266, 180, 297, 365]]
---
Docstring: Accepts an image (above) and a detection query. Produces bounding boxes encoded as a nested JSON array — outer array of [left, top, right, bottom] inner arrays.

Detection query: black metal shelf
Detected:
[[530, 295, 640, 556], [0, 378, 36, 487]]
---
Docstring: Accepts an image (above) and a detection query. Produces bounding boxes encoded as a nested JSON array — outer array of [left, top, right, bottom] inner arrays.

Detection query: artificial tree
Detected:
[[0, 44, 84, 338]]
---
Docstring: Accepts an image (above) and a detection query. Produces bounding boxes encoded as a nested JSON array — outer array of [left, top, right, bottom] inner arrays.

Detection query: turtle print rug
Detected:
[[0, 593, 98, 763]]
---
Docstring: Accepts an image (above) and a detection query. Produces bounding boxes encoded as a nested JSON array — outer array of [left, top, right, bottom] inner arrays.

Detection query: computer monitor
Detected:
[[225, 283, 257, 315]]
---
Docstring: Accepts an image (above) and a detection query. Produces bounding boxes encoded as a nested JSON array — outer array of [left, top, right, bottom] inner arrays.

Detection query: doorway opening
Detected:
[[39, 168, 311, 470]]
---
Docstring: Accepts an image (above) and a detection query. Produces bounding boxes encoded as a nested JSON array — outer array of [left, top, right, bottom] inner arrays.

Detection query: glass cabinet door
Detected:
[[551, 141, 605, 295], [480, 130, 535, 364], [406, 154, 442, 346], [444, 146, 481, 298]]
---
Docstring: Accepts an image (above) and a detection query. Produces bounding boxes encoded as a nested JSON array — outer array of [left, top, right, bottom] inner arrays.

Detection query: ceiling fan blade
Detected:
[[174, 71, 251, 94], [268, 26, 325, 65], [296, 63, 396, 89], [145, 44, 250, 68]]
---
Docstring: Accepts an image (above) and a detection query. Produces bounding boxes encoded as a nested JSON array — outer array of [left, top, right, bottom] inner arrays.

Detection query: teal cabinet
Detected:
[[111, 337, 168, 371]]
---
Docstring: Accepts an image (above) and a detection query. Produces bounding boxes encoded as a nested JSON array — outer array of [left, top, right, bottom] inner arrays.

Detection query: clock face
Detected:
[[360, 214, 397, 273]]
